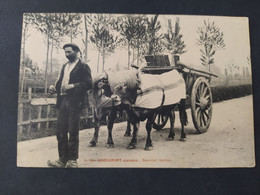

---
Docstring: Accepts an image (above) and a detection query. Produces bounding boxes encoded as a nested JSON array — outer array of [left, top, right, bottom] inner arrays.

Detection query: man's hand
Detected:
[[49, 85, 57, 94], [61, 84, 74, 93]]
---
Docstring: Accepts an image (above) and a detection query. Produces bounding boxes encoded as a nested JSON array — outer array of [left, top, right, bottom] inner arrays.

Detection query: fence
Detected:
[[17, 87, 94, 137]]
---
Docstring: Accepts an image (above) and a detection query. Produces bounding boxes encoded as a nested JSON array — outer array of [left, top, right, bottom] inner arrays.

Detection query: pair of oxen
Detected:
[[88, 69, 188, 150]]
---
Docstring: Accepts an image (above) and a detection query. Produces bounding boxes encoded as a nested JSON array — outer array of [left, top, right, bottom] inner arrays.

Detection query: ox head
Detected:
[[88, 72, 121, 108], [109, 70, 140, 106], [91, 72, 112, 96], [113, 84, 136, 105]]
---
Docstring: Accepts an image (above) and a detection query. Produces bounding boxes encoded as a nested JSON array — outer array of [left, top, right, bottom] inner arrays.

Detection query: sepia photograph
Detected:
[[16, 13, 254, 168]]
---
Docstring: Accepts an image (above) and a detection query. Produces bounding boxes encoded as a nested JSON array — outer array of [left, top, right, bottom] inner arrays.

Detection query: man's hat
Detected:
[[63, 43, 80, 52]]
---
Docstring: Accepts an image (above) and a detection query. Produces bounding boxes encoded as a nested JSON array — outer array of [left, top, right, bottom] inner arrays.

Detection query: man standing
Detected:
[[48, 43, 92, 168]]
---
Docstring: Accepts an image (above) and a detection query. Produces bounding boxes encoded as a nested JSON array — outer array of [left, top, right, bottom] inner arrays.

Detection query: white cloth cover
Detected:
[[133, 70, 186, 109]]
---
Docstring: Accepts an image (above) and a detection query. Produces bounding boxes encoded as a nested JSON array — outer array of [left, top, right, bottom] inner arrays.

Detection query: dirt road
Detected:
[[17, 95, 255, 168]]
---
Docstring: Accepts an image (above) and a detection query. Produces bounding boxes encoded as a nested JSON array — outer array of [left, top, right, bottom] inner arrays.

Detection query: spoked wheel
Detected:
[[191, 77, 213, 133], [153, 113, 169, 130]]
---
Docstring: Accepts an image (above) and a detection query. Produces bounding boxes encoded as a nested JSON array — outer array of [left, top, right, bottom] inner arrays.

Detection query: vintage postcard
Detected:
[[17, 13, 254, 168]]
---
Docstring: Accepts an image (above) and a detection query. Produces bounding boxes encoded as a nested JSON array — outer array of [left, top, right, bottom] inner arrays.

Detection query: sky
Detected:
[[23, 14, 251, 76]]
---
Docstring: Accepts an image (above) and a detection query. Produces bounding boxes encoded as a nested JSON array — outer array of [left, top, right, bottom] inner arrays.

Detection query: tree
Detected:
[[21, 55, 43, 92], [197, 20, 225, 72], [128, 15, 147, 65], [163, 17, 186, 60], [113, 15, 147, 67], [226, 60, 239, 76], [32, 13, 70, 94], [61, 13, 82, 43], [32, 13, 55, 94], [147, 14, 159, 55], [225, 60, 240, 85], [134, 14, 164, 65], [48, 27, 64, 84], [20, 13, 34, 98], [89, 14, 121, 72], [82, 14, 90, 63], [48, 58, 60, 84]]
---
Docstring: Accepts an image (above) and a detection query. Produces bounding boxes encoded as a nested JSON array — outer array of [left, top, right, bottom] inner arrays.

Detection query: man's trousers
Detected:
[[56, 96, 82, 163]]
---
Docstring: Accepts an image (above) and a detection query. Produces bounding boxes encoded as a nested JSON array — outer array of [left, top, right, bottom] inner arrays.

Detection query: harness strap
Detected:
[[160, 88, 165, 107], [111, 97, 115, 107]]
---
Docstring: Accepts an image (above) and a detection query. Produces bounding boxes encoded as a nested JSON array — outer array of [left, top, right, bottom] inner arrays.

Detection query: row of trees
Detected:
[[87, 14, 187, 71], [20, 13, 225, 95]]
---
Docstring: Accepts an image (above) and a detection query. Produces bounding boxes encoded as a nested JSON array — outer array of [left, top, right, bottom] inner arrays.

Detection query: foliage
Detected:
[[22, 56, 41, 76], [20, 14, 36, 97], [60, 13, 82, 43], [33, 13, 72, 47], [112, 14, 164, 65], [30, 13, 73, 93], [113, 15, 147, 66], [143, 15, 164, 56], [89, 14, 121, 72], [225, 60, 240, 76], [90, 28, 119, 54], [211, 85, 252, 102], [22, 56, 32, 68], [197, 20, 225, 71], [89, 14, 120, 54], [163, 18, 186, 58], [22, 14, 35, 42]]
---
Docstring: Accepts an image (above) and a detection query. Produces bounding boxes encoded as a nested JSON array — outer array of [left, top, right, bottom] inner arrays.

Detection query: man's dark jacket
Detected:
[[55, 60, 92, 109]]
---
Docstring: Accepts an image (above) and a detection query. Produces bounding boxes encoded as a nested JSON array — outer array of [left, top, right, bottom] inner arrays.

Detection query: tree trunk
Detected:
[[132, 48, 135, 64], [20, 22, 27, 99], [204, 44, 211, 72], [148, 14, 159, 55], [102, 46, 105, 72], [70, 16, 73, 43], [24, 74, 27, 95], [97, 51, 100, 73], [49, 39, 54, 84], [127, 42, 130, 69], [84, 14, 88, 63], [44, 34, 50, 94], [137, 39, 140, 65]]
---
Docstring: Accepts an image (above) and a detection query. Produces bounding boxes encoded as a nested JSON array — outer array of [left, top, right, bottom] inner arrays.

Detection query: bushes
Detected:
[[211, 84, 252, 102]]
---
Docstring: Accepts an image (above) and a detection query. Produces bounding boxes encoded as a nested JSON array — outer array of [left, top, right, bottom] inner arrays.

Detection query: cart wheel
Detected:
[[191, 77, 213, 133], [153, 113, 169, 130]]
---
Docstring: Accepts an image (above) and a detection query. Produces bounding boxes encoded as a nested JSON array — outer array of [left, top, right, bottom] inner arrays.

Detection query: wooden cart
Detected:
[[138, 55, 218, 133]]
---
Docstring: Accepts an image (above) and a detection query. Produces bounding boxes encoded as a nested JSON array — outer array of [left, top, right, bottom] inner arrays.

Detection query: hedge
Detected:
[[211, 84, 252, 102]]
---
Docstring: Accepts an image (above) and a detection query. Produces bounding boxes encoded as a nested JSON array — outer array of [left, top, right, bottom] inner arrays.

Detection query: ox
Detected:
[[108, 69, 188, 150], [88, 73, 132, 148]]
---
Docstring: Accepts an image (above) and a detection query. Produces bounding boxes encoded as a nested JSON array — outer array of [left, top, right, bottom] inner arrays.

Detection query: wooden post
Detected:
[[28, 87, 32, 100], [28, 87, 32, 133], [46, 105, 51, 129], [18, 102, 23, 137], [38, 106, 42, 130], [173, 55, 180, 66]]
